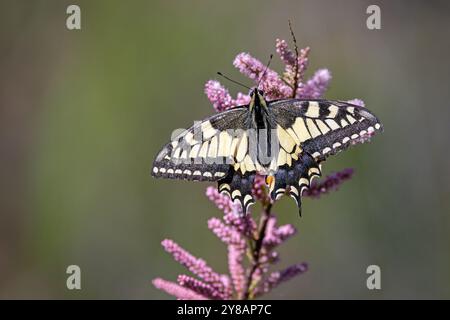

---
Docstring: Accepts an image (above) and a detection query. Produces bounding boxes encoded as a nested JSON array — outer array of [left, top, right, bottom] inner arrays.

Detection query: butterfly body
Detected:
[[152, 88, 382, 214]]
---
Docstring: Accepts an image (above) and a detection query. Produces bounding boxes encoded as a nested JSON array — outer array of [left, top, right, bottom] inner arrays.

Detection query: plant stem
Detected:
[[242, 202, 272, 300]]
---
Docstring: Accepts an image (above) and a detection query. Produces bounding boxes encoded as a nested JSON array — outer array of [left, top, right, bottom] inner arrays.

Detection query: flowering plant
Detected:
[[153, 36, 360, 300]]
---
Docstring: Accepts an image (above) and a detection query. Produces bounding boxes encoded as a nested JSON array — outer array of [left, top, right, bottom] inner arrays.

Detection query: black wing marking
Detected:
[[267, 152, 321, 216], [268, 99, 383, 162], [151, 107, 252, 182], [218, 170, 256, 215]]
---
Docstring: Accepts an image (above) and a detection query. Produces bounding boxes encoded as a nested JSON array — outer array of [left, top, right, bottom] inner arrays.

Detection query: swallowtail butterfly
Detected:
[[152, 88, 382, 215]]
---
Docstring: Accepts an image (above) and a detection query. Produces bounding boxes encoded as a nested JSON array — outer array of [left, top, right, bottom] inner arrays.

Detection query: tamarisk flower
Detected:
[[153, 278, 209, 300], [204, 80, 235, 112], [159, 239, 232, 299], [276, 38, 311, 97], [347, 98, 365, 107], [233, 52, 292, 99], [252, 174, 270, 204], [154, 187, 308, 300], [254, 263, 308, 297], [299, 68, 332, 99], [204, 81, 251, 112], [153, 37, 357, 299], [304, 168, 354, 198]]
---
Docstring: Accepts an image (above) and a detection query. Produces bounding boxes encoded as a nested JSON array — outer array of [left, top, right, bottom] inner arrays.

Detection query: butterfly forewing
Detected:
[[152, 106, 256, 182], [269, 99, 383, 162]]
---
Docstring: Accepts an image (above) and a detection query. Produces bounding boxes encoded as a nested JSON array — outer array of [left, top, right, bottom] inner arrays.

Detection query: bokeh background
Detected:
[[1, 0, 449, 299]]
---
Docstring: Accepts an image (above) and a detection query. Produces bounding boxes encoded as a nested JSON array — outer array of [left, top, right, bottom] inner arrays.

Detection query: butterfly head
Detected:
[[249, 88, 268, 112]]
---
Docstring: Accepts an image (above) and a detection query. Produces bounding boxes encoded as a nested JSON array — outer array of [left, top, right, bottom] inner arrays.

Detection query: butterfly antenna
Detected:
[[289, 20, 300, 98], [257, 54, 274, 89], [217, 72, 251, 90]]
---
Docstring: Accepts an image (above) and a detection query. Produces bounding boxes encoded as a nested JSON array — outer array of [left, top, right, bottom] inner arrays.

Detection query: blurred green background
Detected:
[[1, 0, 449, 299]]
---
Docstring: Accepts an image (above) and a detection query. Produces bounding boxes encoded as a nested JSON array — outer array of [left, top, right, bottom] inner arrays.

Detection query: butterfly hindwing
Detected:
[[267, 152, 321, 215], [218, 170, 256, 215]]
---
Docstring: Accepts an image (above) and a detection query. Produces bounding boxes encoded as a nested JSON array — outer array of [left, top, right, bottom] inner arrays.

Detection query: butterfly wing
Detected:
[[269, 99, 383, 161], [152, 106, 259, 213], [267, 99, 383, 214], [152, 106, 250, 181]]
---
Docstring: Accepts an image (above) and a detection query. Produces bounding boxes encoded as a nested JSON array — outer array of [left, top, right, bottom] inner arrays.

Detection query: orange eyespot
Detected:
[[265, 175, 274, 187]]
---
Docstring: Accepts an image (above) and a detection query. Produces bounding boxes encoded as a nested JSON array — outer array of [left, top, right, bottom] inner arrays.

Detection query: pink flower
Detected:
[[204, 80, 235, 112], [252, 174, 270, 203], [206, 186, 241, 216], [304, 168, 354, 198], [233, 52, 292, 99], [152, 278, 209, 300], [299, 68, 332, 99], [254, 263, 308, 297], [233, 52, 269, 82], [347, 98, 365, 107], [263, 215, 297, 249], [235, 92, 251, 106], [228, 245, 247, 298], [177, 275, 225, 300], [161, 239, 230, 296], [208, 217, 245, 246], [276, 38, 297, 66]]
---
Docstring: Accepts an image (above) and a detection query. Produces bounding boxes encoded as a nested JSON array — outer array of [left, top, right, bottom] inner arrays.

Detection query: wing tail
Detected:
[[218, 170, 256, 215], [267, 152, 321, 216]]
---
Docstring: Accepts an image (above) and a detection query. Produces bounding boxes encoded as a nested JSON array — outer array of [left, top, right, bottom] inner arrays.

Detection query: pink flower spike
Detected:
[[262, 215, 278, 246], [304, 168, 354, 198], [252, 174, 270, 203], [228, 245, 247, 298], [161, 239, 227, 292], [347, 98, 365, 107], [296, 46, 311, 83], [205, 80, 235, 112], [263, 215, 297, 248], [234, 92, 251, 106], [177, 275, 226, 300], [233, 52, 266, 82], [233, 52, 292, 99], [281, 45, 310, 96], [206, 186, 241, 216], [208, 217, 246, 247], [152, 278, 209, 300], [223, 211, 257, 237], [254, 263, 308, 297], [275, 224, 297, 244], [276, 38, 296, 66], [298, 68, 332, 99]]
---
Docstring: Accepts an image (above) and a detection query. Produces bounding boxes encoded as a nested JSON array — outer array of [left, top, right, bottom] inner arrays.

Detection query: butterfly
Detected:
[[152, 88, 383, 215]]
